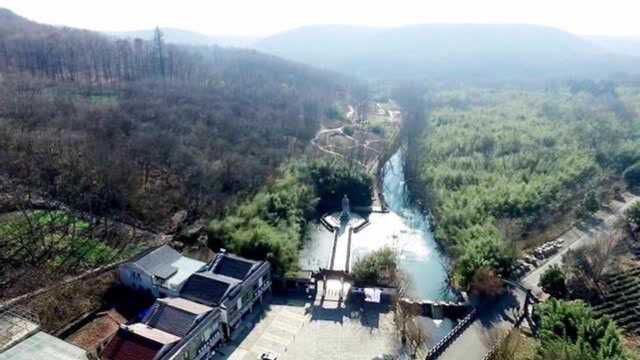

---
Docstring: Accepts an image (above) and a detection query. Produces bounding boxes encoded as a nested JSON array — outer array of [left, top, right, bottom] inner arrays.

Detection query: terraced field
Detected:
[[594, 267, 640, 335]]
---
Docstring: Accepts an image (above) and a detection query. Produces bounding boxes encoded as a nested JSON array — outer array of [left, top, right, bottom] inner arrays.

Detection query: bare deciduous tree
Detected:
[[392, 272, 430, 358], [562, 233, 618, 299]]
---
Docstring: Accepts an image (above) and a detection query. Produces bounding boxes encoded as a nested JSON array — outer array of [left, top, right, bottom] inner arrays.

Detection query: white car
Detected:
[[259, 352, 279, 360]]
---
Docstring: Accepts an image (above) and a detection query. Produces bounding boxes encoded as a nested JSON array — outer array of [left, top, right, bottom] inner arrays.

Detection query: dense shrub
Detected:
[[539, 265, 568, 299], [208, 168, 316, 275], [625, 202, 640, 227], [623, 162, 640, 187], [343, 126, 354, 137], [209, 160, 372, 275], [535, 299, 629, 360], [469, 267, 504, 297], [583, 191, 600, 214], [351, 247, 398, 285], [454, 227, 515, 288], [306, 161, 373, 213]]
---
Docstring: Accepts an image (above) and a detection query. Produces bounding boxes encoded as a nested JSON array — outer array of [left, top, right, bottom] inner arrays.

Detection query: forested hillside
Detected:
[[257, 24, 640, 83], [0, 8, 349, 229], [415, 83, 640, 286]]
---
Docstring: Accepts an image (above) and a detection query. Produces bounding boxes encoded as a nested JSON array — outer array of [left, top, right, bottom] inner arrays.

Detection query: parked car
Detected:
[[259, 351, 279, 360]]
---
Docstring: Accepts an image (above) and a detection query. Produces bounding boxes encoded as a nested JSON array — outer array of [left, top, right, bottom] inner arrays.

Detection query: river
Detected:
[[300, 148, 453, 301]]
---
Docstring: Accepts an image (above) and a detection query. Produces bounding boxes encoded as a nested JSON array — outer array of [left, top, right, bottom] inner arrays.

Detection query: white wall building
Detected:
[[118, 245, 205, 297]]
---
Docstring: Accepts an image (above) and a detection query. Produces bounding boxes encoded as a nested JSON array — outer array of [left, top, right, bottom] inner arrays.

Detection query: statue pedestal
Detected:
[[340, 211, 350, 223], [341, 195, 351, 223]]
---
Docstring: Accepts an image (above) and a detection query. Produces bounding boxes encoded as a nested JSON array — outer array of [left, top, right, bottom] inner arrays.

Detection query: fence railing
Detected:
[[424, 308, 477, 360]]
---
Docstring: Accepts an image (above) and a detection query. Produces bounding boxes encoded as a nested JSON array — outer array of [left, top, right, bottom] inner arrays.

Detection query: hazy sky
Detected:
[[1, 0, 639, 37]]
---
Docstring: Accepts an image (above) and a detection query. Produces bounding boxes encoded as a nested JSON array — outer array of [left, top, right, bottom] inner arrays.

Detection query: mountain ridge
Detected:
[[254, 24, 639, 83], [586, 35, 640, 57], [108, 28, 257, 48]]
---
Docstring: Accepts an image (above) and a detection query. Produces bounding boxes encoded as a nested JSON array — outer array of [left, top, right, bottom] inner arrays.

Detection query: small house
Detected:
[[119, 245, 206, 297]]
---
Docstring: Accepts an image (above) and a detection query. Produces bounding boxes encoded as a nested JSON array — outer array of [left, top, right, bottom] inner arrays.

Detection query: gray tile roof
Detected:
[[145, 303, 198, 338], [212, 254, 258, 280], [179, 272, 240, 306], [134, 245, 181, 279]]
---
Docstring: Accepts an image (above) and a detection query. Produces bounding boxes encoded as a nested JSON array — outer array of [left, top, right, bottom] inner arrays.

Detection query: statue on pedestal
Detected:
[[340, 194, 350, 223]]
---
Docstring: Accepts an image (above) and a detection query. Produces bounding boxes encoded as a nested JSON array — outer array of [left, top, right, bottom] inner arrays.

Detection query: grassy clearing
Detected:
[[0, 210, 141, 279]]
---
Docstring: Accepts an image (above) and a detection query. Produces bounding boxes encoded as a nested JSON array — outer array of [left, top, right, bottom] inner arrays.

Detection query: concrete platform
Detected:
[[0, 312, 40, 352], [0, 331, 88, 360]]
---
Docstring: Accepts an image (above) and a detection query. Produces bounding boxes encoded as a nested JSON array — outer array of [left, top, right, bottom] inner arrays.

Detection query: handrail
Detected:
[[424, 308, 477, 359]]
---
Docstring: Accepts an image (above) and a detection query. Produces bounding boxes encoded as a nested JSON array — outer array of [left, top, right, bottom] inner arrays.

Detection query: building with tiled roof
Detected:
[[184, 249, 271, 338], [111, 249, 271, 359], [101, 302, 224, 360], [207, 252, 261, 280], [101, 324, 179, 360], [119, 245, 206, 297], [143, 298, 211, 338], [180, 272, 241, 307]]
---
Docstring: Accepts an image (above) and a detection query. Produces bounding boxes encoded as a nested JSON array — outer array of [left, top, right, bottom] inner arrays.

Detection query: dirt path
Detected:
[[310, 103, 392, 174], [309, 120, 369, 169]]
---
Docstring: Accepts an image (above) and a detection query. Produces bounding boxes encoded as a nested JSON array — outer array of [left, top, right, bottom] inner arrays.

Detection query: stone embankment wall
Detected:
[[399, 297, 471, 320]]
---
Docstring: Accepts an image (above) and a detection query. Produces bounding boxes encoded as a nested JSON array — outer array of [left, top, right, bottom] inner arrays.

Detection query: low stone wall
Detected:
[[0, 260, 125, 310], [352, 206, 389, 214], [0, 243, 168, 333], [319, 214, 338, 231], [352, 219, 370, 233]]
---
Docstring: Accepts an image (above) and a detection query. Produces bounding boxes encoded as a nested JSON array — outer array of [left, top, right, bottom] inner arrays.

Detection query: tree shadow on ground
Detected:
[[576, 216, 605, 233], [308, 293, 391, 330], [475, 289, 522, 329], [103, 284, 155, 321]]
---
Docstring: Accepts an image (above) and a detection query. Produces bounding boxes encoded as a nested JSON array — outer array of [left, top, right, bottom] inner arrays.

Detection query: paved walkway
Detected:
[[331, 227, 351, 272], [438, 193, 640, 360], [216, 303, 309, 360], [218, 295, 398, 360]]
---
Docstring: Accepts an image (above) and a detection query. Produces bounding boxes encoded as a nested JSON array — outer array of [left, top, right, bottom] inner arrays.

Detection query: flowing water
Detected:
[[300, 148, 453, 301]]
